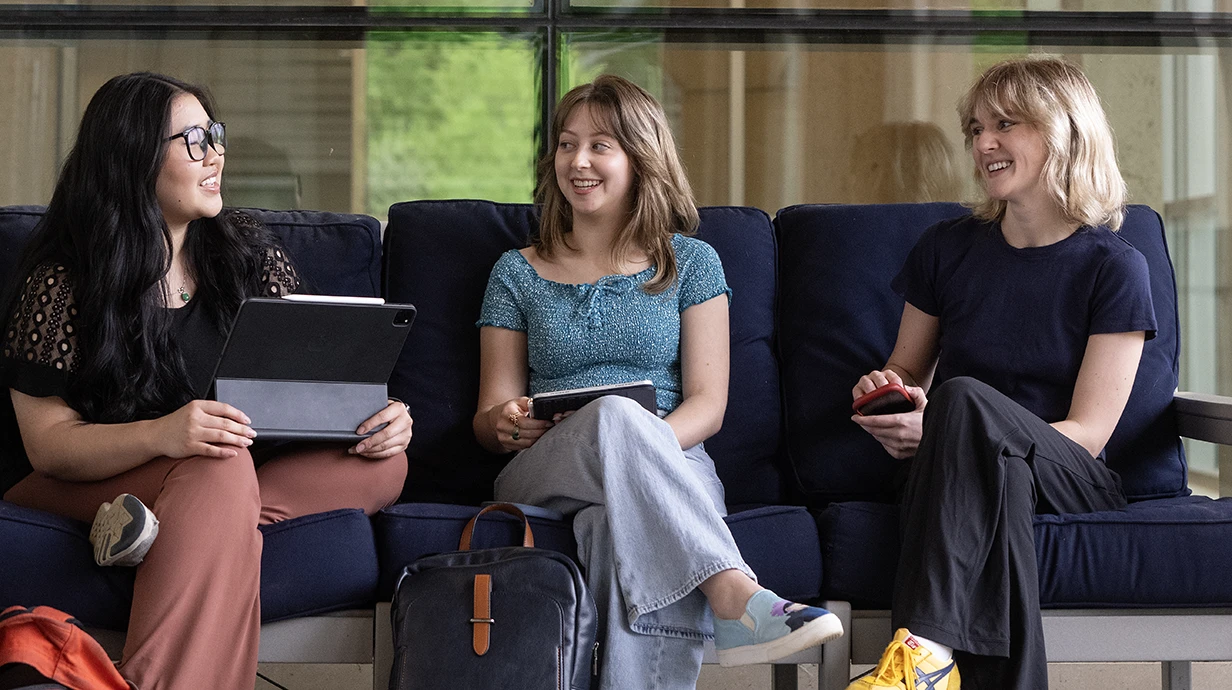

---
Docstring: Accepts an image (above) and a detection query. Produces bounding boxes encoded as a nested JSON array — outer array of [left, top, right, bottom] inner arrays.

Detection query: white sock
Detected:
[[907, 632, 953, 662]]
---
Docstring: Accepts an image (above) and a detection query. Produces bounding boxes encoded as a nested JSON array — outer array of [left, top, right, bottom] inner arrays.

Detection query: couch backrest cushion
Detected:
[[0, 207, 44, 282], [0, 207, 382, 299], [689, 207, 784, 506], [240, 208, 382, 298], [775, 203, 1184, 505], [1110, 207, 1186, 499], [383, 200, 784, 507]]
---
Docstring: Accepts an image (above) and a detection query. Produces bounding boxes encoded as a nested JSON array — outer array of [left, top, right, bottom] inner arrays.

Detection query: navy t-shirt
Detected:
[[891, 215, 1157, 424]]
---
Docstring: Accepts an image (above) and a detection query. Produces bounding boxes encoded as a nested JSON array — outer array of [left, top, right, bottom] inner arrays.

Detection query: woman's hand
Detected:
[[488, 397, 553, 453], [851, 369, 927, 460], [351, 400, 414, 458], [150, 400, 256, 459]]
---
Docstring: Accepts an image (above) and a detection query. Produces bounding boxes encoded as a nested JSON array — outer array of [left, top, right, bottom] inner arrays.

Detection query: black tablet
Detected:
[[529, 380, 657, 420], [211, 297, 415, 441]]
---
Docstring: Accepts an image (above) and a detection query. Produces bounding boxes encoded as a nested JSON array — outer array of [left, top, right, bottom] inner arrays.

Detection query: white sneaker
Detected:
[[89, 494, 159, 567]]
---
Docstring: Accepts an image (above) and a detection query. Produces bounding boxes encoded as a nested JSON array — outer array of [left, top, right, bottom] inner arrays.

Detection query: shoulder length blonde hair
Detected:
[[535, 74, 699, 294], [960, 56, 1127, 231]]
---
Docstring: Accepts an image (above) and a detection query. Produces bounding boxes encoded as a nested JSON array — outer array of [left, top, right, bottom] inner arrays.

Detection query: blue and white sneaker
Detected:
[[713, 589, 844, 667], [89, 494, 159, 567]]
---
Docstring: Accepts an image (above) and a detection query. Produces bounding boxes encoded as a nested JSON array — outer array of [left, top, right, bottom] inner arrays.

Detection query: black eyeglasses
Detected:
[[167, 121, 226, 162]]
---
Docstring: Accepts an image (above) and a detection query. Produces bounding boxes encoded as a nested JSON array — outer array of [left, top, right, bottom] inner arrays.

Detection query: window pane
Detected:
[[0, 34, 538, 215], [0, 0, 535, 8], [567, 0, 1210, 11], [366, 32, 538, 214], [562, 35, 1232, 492], [563, 35, 991, 210]]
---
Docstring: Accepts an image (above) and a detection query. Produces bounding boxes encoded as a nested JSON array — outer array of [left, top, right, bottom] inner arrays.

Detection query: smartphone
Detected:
[[852, 383, 916, 416]]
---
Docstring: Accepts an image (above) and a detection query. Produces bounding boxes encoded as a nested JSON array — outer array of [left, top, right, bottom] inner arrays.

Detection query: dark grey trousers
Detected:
[[893, 377, 1127, 690]]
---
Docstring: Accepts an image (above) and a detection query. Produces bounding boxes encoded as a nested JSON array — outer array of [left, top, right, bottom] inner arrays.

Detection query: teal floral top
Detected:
[[477, 234, 730, 412]]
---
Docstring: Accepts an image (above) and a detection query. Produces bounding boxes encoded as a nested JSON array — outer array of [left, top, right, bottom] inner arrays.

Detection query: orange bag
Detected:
[[0, 606, 130, 690]]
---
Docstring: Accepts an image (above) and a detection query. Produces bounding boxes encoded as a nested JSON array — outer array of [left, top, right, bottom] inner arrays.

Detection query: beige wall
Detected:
[[0, 47, 64, 206]]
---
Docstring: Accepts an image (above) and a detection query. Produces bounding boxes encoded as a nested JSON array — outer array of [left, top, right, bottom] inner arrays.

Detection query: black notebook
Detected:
[[210, 297, 416, 441]]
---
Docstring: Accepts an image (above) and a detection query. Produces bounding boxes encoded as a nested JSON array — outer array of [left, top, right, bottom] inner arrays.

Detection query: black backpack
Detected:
[[389, 504, 598, 690]]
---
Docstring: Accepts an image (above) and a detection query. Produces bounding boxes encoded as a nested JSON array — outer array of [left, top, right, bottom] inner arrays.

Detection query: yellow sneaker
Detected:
[[845, 629, 960, 690]]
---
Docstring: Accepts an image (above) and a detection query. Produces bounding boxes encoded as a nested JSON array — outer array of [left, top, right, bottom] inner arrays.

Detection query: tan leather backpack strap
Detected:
[[458, 503, 535, 550], [471, 574, 493, 656]]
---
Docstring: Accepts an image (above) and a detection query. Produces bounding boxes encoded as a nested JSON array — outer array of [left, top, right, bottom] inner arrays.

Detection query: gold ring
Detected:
[[508, 410, 521, 427]]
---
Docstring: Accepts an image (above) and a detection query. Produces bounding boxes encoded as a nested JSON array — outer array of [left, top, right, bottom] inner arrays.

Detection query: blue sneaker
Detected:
[[713, 589, 844, 667]]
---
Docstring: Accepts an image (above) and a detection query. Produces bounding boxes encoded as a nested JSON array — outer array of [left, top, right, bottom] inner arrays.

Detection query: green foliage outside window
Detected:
[[366, 33, 539, 215]]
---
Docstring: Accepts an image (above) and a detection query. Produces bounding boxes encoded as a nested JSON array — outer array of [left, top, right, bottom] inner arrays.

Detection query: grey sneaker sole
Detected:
[[90, 494, 160, 567]]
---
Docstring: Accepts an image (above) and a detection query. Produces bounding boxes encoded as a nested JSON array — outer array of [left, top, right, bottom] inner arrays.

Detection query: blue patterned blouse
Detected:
[[477, 233, 731, 412]]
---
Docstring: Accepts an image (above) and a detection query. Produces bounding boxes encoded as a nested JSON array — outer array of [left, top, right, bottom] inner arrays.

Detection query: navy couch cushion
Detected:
[[375, 503, 823, 603], [0, 500, 133, 629], [239, 208, 382, 298], [374, 502, 580, 600], [776, 203, 968, 505], [776, 203, 1184, 505], [723, 506, 822, 602], [819, 496, 1232, 608], [1105, 208, 1186, 500], [383, 201, 533, 505], [691, 207, 784, 507], [0, 500, 379, 627], [0, 205, 385, 624], [259, 509, 380, 622], [0, 206, 44, 283], [0, 206, 382, 300], [383, 200, 785, 507]]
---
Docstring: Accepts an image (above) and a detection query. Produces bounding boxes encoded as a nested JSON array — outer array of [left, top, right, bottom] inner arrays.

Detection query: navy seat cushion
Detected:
[[819, 496, 1232, 608], [383, 200, 785, 507], [0, 500, 133, 629], [375, 503, 822, 603], [775, 203, 1184, 505], [374, 502, 580, 600], [259, 508, 380, 622], [0, 500, 378, 627], [723, 506, 822, 602]]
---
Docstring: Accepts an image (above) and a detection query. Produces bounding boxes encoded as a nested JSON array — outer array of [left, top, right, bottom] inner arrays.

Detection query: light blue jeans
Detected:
[[493, 396, 755, 690]]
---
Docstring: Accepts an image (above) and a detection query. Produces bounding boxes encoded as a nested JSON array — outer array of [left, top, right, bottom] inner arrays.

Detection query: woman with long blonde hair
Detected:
[[473, 75, 843, 688]]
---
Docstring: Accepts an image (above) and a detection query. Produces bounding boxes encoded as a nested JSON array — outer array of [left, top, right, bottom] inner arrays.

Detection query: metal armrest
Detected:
[[1174, 391, 1232, 445]]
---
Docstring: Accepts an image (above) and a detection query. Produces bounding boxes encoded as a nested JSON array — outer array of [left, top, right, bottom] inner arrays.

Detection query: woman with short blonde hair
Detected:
[[847, 57, 1153, 690], [960, 56, 1127, 231]]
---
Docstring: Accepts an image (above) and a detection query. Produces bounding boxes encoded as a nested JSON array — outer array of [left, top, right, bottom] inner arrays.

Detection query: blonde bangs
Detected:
[[960, 57, 1126, 230]]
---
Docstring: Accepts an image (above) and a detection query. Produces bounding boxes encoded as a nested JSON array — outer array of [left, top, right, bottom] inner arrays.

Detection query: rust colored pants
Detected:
[[4, 443, 407, 690]]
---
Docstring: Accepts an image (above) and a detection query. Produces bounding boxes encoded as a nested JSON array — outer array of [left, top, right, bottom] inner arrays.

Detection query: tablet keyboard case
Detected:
[[213, 299, 414, 441]]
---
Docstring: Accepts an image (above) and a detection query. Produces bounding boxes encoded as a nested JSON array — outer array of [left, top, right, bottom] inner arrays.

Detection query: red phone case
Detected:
[[852, 383, 915, 416]]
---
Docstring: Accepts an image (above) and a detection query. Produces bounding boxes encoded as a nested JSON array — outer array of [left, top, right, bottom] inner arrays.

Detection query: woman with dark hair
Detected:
[[0, 72, 410, 689], [473, 75, 843, 689]]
